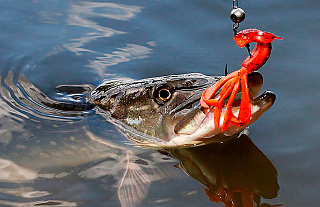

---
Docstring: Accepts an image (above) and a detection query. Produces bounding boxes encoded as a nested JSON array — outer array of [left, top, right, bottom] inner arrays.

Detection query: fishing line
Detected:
[[230, 0, 251, 57], [225, 0, 246, 75]]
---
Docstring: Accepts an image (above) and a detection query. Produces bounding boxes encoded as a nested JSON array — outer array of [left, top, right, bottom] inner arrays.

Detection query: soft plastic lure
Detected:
[[200, 29, 282, 132]]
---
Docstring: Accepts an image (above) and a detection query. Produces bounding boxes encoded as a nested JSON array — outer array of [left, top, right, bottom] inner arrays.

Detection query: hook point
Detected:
[[225, 64, 228, 76], [245, 43, 252, 58]]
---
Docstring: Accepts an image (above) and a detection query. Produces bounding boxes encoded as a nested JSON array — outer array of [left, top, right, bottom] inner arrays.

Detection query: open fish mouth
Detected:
[[167, 72, 275, 147]]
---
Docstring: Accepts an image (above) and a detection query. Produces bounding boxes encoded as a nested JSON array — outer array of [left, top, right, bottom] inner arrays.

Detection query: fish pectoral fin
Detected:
[[117, 152, 151, 207]]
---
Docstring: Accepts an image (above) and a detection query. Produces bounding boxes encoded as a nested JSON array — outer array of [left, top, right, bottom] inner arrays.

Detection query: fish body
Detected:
[[13, 71, 275, 148]]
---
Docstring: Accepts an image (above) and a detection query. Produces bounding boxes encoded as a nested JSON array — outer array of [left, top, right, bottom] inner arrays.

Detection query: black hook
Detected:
[[225, 63, 228, 76], [245, 43, 252, 58]]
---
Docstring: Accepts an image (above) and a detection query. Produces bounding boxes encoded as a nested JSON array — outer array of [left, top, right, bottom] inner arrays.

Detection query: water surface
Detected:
[[0, 0, 319, 206]]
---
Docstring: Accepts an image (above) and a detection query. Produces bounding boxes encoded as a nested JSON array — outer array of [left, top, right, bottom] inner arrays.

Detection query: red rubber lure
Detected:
[[200, 29, 282, 132]]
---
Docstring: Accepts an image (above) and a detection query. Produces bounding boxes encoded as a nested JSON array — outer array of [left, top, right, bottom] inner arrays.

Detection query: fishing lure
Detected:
[[200, 29, 282, 132]]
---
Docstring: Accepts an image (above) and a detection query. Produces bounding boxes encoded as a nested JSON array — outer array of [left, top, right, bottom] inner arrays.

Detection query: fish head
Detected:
[[91, 72, 275, 148]]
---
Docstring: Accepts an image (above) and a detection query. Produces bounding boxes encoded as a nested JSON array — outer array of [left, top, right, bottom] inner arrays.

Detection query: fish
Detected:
[[11, 71, 274, 148], [91, 72, 275, 148], [0, 71, 275, 207]]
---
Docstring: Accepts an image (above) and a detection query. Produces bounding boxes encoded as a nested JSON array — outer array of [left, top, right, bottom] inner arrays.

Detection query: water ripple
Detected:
[[88, 44, 153, 71], [0, 72, 93, 122], [65, 2, 143, 55], [0, 200, 77, 207]]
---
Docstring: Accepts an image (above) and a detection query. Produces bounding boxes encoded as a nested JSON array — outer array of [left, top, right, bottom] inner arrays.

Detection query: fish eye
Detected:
[[159, 88, 171, 101], [154, 84, 174, 104]]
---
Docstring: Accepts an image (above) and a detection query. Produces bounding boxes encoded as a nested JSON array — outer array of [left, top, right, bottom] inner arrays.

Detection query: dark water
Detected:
[[0, 0, 319, 206]]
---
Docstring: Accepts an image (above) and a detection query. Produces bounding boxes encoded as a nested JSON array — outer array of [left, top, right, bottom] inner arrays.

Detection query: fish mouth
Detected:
[[168, 72, 275, 147]]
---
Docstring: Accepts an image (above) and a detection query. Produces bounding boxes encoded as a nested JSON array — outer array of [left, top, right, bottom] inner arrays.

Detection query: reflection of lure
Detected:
[[204, 187, 282, 207], [200, 29, 282, 132]]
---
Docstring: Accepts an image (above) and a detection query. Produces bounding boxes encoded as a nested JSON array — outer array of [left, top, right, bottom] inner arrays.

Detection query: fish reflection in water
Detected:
[[168, 134, 280, 207], [0, 72, 279, 206]]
